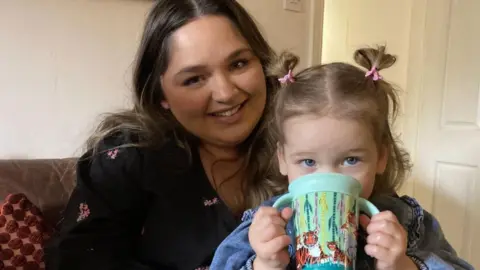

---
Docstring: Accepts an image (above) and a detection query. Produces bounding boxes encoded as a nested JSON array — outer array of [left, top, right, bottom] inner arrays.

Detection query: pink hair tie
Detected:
[[365, 66, 382, 81], [278, 69, 295, 84]]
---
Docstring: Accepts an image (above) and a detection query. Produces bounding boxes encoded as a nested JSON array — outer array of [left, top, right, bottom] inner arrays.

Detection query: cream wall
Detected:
[[0, 0, 322, 159], [0, 1, 150, 159], [322, 0, 412, 92], [239, 0, 323, 69], [321, 0, 414, 194]]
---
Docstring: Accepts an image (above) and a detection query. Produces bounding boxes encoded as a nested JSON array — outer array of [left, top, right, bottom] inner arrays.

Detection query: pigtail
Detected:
[[354, 45, 411, 194], [353, 45, 396, 71], [353, 45, 400, 120], [267, 51, 299, 82], [266, 50, 300, 148]]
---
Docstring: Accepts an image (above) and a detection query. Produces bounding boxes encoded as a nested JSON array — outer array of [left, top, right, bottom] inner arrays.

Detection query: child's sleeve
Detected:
[[400, 196, 475, 270], [210, 197, 297, 270], [209, 207, 258, 270]]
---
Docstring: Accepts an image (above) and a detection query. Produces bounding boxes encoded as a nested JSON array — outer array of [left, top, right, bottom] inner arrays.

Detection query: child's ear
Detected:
[[376, 145, 388, 174], [277, 143, 288, 176]]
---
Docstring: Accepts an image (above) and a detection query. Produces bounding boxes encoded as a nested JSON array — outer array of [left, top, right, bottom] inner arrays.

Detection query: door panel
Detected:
[[407, 0, 480, 266]]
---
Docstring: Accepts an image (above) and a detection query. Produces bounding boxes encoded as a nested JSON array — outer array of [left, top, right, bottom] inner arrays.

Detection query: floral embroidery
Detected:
[[400, 196, 424, 250], [203, 197, 220, 207], [243, 255, 256, 270], [77, 203, 90, 222], [107, 148, 119, 159], [409, 255, 428, 270], [241, 208, 257, 222]]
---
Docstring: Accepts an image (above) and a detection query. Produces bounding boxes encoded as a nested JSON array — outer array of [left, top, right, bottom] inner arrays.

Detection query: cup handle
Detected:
[[358, 198, 380, 217], [272, 193, 293, 208]]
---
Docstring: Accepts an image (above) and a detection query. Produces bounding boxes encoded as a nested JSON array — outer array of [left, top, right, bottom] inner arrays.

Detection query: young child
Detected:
[[210, 46, 474, 270]]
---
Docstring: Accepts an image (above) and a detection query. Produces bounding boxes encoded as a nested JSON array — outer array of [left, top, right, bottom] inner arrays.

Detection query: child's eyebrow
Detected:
[[334, 148, 371, 157], [345, 147, 369, 153], [289, 151, 316, 158]]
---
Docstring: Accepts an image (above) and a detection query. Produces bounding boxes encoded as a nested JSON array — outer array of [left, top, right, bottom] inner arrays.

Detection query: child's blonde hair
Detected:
[[268, 45, 411, 195]]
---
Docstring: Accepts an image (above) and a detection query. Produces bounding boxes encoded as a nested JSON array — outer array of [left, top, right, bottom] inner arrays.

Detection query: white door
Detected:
[[404, 0, 480, 267]]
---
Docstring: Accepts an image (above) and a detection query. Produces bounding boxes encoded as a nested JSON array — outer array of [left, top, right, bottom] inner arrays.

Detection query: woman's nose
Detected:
[[211, 73, 237, 103]]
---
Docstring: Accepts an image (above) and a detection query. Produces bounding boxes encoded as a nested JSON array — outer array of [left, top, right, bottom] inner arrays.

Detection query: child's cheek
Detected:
[[360, 180, 375, 199]]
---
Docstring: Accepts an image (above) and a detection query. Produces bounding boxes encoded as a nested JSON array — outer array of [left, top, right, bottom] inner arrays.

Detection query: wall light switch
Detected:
[[283, 0, 303, 12]]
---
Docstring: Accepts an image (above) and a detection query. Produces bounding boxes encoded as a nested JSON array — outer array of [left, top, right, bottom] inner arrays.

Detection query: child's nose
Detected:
[[315, 166, 340, 174]]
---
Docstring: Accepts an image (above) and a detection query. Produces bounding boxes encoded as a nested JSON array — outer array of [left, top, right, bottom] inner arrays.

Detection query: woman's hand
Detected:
[[249, 206, 293, 270], [359, 211, 418, 270]]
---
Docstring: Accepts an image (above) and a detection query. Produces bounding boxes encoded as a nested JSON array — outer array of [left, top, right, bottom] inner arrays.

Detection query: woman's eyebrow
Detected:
[[226, 47, 252, 61], [176, 64, 207, 77], [173, 47, 253, 79]]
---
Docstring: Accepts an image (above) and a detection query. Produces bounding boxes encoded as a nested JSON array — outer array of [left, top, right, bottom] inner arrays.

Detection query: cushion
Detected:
[[0, 193, 53, 270]]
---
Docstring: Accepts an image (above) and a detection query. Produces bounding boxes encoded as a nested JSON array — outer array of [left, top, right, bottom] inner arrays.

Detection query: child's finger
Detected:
[[366, 232, 396, 250], [253, 214, 288, 241], [280, 207, 293, 221], [359, 214, 371, 230], [371, 210, 400, 223], [252, 207, 283, 224], [261, 234, 291, 256], [365, 219, 401, 238], [257, 213, 288, 229], [258, 223, 288, 242], [364, 243, 391, 262]]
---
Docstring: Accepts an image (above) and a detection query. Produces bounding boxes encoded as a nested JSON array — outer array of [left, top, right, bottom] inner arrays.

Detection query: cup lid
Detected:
[[288, 172, 362, 196]]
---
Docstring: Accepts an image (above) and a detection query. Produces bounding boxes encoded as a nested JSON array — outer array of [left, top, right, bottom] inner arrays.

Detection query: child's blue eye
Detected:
[[343, 157, 359, 166], [301, 159, 316, 167]]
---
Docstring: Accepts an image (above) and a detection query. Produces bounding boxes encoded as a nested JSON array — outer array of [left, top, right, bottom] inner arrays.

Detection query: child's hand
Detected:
[[249, 206, 293, 270], [360, 211, 418, 270]]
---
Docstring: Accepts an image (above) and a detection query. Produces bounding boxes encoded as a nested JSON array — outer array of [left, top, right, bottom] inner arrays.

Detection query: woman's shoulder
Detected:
[[75, 131, 143, 187], [76, 131, 142, 175], [73, 131, 201, 211], [77, 131, 194, 187], [82, 130, 190, 164]]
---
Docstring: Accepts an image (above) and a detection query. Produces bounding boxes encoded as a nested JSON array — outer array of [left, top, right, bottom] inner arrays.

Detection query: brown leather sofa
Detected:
[[0, 158, 77, 228]]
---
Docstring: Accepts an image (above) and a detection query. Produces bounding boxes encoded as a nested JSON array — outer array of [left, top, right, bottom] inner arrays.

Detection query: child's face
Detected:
[[277, 115, 388, 198]]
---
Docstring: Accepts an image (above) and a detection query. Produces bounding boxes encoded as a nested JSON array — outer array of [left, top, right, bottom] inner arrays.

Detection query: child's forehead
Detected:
[[282, 115, 376, 152]]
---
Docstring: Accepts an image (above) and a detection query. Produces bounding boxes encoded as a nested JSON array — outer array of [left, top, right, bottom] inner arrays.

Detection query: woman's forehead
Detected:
[[166, 15, 250, 73]]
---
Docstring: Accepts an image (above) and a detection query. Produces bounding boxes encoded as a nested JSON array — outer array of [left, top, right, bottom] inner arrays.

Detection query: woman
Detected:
[[45, 0, 286, 269]]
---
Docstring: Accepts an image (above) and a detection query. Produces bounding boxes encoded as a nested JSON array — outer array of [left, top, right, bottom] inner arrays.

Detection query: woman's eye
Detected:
[[300, 159, 316, 167], [183, 76, 203, 86], [343, 157, 359, 166], [231, 59, 248, 70]]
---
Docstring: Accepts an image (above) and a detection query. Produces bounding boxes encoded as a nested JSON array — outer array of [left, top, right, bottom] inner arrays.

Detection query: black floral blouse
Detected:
[[45, 132, 240, 270]]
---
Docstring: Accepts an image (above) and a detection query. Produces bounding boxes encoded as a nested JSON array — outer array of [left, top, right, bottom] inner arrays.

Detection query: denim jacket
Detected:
[[210, 194, 474, 270]]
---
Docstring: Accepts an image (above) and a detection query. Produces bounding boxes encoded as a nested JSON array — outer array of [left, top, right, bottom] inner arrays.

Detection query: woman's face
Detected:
[[161, 15, 267, 148]]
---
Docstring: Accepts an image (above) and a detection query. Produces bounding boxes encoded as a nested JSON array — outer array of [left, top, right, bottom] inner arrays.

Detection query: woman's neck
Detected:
[[198, 143, 246, 214], [199, 143, 240, 161]]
